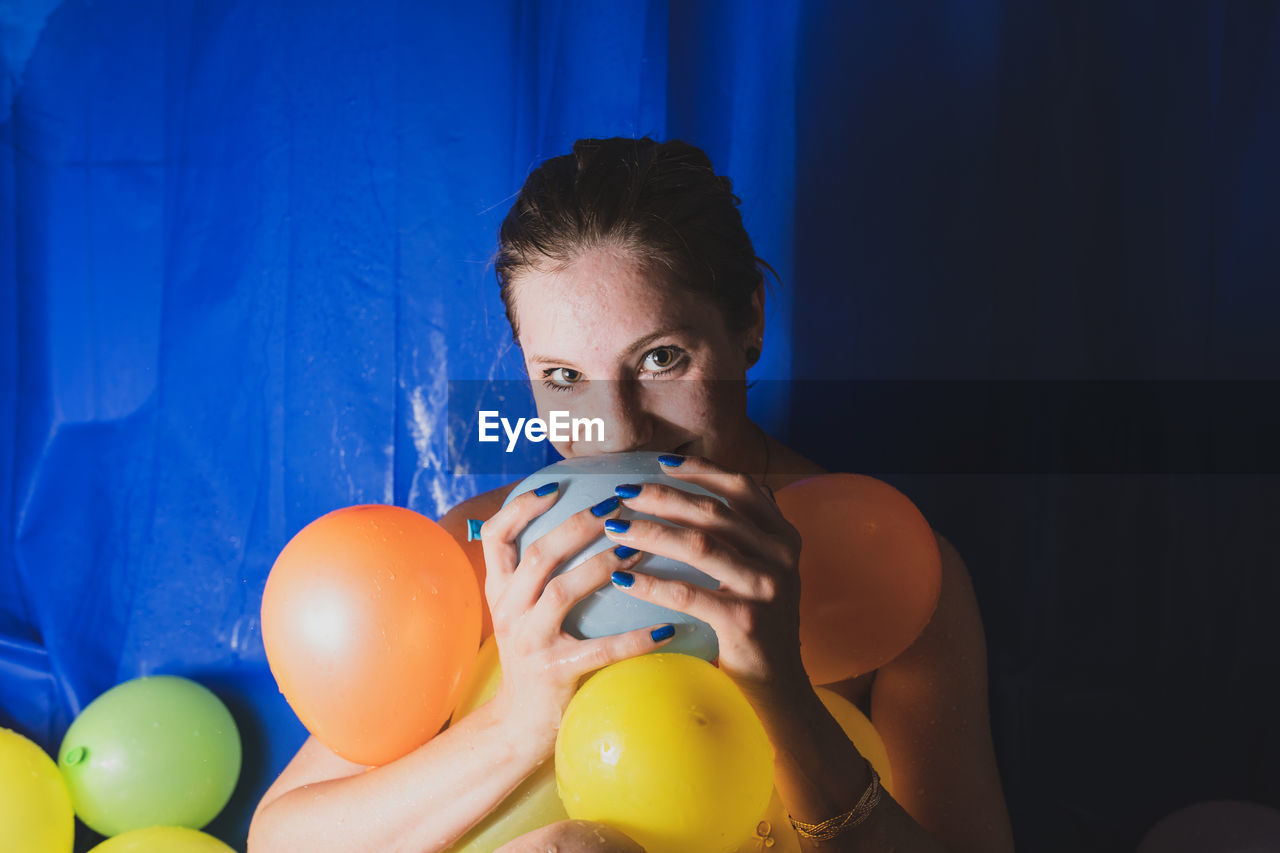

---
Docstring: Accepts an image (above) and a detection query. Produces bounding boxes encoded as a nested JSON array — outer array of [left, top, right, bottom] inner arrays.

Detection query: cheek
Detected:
[[529, 387, 575, 454], [646, 382, 718, 429], [530, 385, 620, 458]]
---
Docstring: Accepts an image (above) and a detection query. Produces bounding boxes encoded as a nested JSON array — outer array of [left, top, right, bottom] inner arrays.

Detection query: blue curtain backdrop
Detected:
[[2, 1, 1278, 851]]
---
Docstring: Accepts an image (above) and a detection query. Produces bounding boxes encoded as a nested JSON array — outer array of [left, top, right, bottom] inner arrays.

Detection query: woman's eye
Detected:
[[542, 367, 583, 391], [641, 347, 685, 374]]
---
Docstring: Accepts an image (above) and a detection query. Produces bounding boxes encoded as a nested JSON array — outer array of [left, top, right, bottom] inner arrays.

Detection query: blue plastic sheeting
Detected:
[[1, 0, 800, 847], [4, 1, 1280, 850]]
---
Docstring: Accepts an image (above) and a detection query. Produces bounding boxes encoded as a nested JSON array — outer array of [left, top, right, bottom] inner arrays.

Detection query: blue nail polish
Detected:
[[604, 518, 631, 534], [657, 454, 685, 467], [611, 570, 635, 587], [533, 481, 559, 497], [590, 496, 620, 517], [614, 483, 642, 499], [613, 545, 639, 559], [466, 519, 483, 542], [651, 624, 676, 642]]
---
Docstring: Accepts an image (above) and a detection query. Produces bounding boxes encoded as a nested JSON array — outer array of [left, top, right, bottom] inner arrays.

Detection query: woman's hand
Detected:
[[478, 486, 676, 759], [601, 455, 808, 703]]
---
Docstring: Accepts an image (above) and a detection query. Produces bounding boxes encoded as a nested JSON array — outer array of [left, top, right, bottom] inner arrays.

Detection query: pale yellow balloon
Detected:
[[87, 825, 235, 852], [446, 634, 569, 852], [0, 727, 74, 853], [451, 634, 501, 722], [734, 689, 894, 852], [448, 762, 567, 853]]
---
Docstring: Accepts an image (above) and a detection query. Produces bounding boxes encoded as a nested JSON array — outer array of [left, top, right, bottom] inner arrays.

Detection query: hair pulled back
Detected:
[[496, 137, 772, 339]]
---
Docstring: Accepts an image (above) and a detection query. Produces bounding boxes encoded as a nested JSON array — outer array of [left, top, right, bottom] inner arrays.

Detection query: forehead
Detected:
[[511, 247, 721, 355]]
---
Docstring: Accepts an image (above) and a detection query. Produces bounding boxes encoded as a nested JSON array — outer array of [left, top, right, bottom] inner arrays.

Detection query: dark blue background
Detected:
[[3, 2, 1277, 850]]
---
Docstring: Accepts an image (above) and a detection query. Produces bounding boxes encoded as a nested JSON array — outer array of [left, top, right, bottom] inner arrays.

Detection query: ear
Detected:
[[743, 282, 766, 351]]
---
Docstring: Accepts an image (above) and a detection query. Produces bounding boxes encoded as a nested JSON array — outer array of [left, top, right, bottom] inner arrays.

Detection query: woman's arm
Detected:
[[750, 533, 1013, 853], [602, 457, 1013, 852], [250, 488, 673, 852], [247, 694, 546, 853], [867, 532, 1015, 852]]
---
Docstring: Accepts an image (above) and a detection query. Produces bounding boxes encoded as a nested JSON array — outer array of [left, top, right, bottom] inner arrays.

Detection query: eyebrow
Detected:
[[527, 326, 695, 366]]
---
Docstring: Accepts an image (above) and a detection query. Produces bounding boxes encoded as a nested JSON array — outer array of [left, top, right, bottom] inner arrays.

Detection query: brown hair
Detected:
[[495, 137, 774, 339]]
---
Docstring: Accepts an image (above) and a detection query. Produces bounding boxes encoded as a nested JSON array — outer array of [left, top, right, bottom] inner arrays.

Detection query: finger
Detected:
[[603, 515, 763, 596], [611, 481, 774, 559], [528, 545, 645, 636], [608, 567, 732, 627], [560, 620, 681, 679], [479, 482, 563, 587], [500, 495, 624, 615], [655, 453, 790, 536]]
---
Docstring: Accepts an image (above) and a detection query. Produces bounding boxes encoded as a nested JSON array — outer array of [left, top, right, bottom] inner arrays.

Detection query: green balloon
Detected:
[[58, 676, 241, 837]]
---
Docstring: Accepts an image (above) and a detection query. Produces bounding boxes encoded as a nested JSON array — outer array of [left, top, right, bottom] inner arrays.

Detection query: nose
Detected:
[[590, 380, 654, 453]]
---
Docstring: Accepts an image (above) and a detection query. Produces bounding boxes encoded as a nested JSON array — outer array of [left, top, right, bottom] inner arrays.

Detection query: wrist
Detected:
[[734, 665, 823, 725], [743, 681, 874, 825], [485, 683, 562, 763]]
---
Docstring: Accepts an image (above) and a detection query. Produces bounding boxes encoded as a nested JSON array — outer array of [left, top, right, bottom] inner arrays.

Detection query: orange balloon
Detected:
[[261, 505, 481, 766], [775, 475, 941, 684]]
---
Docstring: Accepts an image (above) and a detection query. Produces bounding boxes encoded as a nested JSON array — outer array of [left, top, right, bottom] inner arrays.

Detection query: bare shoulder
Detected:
[[438, 483, 519, 529], [869, 530, 1014, 853], [762, 435, 828, 490], [924, 531, 982, 643]]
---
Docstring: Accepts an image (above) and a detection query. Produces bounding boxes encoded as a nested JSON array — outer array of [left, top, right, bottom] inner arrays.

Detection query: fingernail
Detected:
[[657, 454, 684, 467], [533, 481, 559, 497], [613, 545, 639, 559], [590, 496, 620, 517], [466, 519, 483, 542], [614, 483, 642, 499], [611, 570, 635, 587], [651, 624, 676, 642], [604, 518, 631, 534]]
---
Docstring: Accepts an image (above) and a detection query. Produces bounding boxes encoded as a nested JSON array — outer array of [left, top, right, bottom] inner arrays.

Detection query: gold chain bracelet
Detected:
[[788, 762, 882, 842]]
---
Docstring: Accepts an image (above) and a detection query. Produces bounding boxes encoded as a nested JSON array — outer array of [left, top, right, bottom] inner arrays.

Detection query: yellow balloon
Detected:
[[0, 727, 74, 853], [556, 654, 773, 853], [446, 634, 569, 852], [87, 826, 235, 852], [737, 788, 802, 853], [734, 690, 893, 852]]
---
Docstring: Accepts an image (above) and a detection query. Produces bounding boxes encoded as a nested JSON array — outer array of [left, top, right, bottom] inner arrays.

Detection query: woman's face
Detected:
[[510, 246, 762, 466]]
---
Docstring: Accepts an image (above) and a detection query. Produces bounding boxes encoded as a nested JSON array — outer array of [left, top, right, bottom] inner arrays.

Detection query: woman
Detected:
[[248, 138, 1014, 852]]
